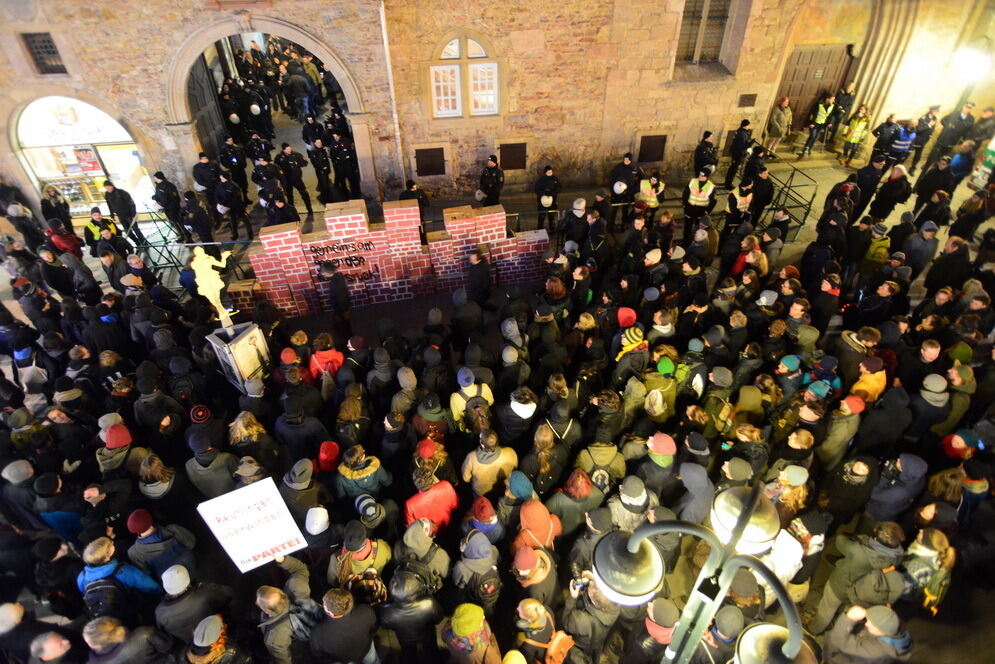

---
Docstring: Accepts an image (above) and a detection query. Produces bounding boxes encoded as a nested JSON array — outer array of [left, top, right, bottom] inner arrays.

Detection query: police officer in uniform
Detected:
[[682, 169, 717, 245], [274, 143, 313, 214], [245, 132, 275, 165], [182, 191, 215, 249], [216, 171, 252, 241], [723, 177, 753, 241], [908, 105, 939, 175], [152, 171, 190, 242], [311, 138, 334, 205], [479, 154, 504, 207], [801, 94, 836, 156], [219, 136, 250, 201], [926, 102, 975, 166], [192, 153, 223, 229], [328, 130, 360, 199], [608, 152, 641, 231], [724, 119, 753, 189]]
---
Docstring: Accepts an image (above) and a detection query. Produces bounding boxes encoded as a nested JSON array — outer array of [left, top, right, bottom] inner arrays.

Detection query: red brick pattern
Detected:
[[246, 200, 548, 316]]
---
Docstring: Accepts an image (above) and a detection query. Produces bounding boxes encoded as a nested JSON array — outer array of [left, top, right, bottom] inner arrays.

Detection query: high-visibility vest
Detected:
[[845, 117, 869, 143], [815, 103, 834, 125], [637, 179, 662, 208], [890, 129, 914, 153], [735, 191, 753, 212], [687, 179, 714, 207], [85, 220, 115, 239]]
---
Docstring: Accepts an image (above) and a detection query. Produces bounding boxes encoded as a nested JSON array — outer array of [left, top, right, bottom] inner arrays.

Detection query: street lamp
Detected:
[[590, 482, 816, 664]]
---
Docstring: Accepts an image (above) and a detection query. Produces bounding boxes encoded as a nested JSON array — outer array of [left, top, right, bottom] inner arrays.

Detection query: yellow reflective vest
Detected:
[[637, 179, 663, 208], [687, 179, 714, 207], [734, 191, 753, 212]]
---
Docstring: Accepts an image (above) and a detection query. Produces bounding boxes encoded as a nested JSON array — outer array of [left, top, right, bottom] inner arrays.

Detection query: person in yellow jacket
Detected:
[[839, 105, 870, 167], [850, 355, 887, 403], [635, 171, 666, 223]]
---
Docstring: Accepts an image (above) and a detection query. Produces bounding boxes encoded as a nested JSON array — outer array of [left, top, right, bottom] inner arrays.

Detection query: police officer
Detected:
[[182, 190, 214, 247], [801, 94, 836, 156], [608, 152, 641, 230], [245, 131, 274, 165], [479, 154, 505, 207], [908, 105, 940, 175], [192, 153, 223, 229], [268, 197, 301, 227], [274, 143, 313, 214], [926, 102, 975, 166], [219, 136, 250, 200], [302, 115, 322, 155], [327, 131, 360, 199], [216, 171, 252, 241], [682, 169, 717, 245], [103, 180, 146, 246], [723, 177, 753, 241], [151, 171, 191, 242], [311, 138, 334, 205], [724, 119, 753, 189], [83, 207, 119, 257]]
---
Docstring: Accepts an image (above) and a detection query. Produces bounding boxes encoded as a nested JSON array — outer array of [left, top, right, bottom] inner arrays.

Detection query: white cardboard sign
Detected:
[[197, 477, 307, 573]]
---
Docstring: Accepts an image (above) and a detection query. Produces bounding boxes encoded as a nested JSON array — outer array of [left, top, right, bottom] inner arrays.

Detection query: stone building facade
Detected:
[[0, 0, 990, 209]]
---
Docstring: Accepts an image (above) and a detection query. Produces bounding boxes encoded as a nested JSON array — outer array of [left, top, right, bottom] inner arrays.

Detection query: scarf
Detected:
[[644, 618, 675, 645], [476, 447, 499, 464], [615, 339, 648, 362], [186, 622, 229, 664], [878, 630, 912, 651]]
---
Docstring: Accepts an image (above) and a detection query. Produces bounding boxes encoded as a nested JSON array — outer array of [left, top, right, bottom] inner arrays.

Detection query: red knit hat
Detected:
[[318, 441, 340, 472], [104, 423, 132, 449], [843, 395, 866, 414], [280, 348, 298, 365], [472, 496, 495, 521], [416, 438, 436, 459], [126, 508, 153, 534]]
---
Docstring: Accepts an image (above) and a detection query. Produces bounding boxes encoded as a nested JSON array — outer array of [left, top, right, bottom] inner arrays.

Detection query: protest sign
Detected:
[[197, 477, 307, 573]]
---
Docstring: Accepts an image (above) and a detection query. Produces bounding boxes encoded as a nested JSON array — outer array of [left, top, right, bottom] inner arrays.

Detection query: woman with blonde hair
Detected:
[[229, 410, 288, 475], [519, 424, 569, 497], [513, 598, 556, 664], [764, 464, 810, 527], [138, 453, 200, 525]]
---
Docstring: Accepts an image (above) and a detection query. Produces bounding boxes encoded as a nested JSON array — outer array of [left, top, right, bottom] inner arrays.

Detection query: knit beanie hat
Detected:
[[126, 508, 153, 534], [104, 424, 132, 450], [866, 605, 900, 636], [657, 357, 675, 376], [860, 356, 883, 373], [283, 459, 313, 491], [472, 496, 496, 521], [779, 354, 801, 371], [508, 470, 533, 500], [623, 326, 644, 345], [451, 603, 486, 637], [306, 507, 330, 535], [843, 395, 866, 414], [648, 432, 676, 455], [457, 367, 475, 387], [687, 338, 705, 353], [513, 546, 538, 573]]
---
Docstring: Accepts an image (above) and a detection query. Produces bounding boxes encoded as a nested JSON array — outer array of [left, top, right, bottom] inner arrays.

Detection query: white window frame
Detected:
[[469, 62, 499, 116], [430, 64, 462, 118]]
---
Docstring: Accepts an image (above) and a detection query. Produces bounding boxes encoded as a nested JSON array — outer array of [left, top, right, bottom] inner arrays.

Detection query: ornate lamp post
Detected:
[[590, 482, 818, 664]]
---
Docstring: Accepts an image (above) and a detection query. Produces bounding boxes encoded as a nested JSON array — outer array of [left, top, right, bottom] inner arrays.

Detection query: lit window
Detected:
[[677, 0, 731, 64], [431, 65, 462, 118], [469, 63, 498, 115], [430, 35, 499, 119], [21, 33, 67, 75]]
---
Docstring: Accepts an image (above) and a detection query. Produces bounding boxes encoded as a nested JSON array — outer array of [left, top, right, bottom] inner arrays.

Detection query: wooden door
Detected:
[[187, 55, 227, 157], [774, 45, 853, 131]]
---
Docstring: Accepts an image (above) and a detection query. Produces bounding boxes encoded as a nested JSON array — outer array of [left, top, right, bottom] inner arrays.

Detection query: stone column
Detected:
[[849, 0, 920, 128], [349, 114, 380, 201], [162, 123, 205, 187]]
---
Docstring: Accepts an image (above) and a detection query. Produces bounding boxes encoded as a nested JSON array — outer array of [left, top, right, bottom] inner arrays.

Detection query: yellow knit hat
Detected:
[[451, 603, 485, 637]]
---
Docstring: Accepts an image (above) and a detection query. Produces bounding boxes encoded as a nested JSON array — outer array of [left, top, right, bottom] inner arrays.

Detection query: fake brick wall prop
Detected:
[[246, 199, 548, 317]]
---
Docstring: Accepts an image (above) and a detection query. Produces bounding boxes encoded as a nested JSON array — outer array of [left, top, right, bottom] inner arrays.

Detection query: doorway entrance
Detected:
[[15, 95, 155, 216], [774, 44, 853, 131]]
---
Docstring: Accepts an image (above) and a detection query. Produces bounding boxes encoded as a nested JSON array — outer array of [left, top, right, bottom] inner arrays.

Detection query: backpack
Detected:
[[583, 448, 619, 493], [522, 615, 576, 664], [848, 565, 904, 607], [344, 567, 388, 606], [397, 545, 444, 594], [921, 566, 950, 616], [287, 597, 325, 641], [83, 566, 132, 619], [467, 565, 502, 609], [169, 373, 196, 406], [675, 359, 705, 398], [460, 384, 491, 433]]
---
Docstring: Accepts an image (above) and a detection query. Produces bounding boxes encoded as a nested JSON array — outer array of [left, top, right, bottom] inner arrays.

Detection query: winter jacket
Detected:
[[126, 524, 197, 579], [923, 243, 972, 294], [380, 571, 443, 645], [827, 534, 905, 599], [866, 454, 928, 522], [563, 592, 620, 662], [931, 373, 975, 437], [274, 412, 329, 460], [405, 480, 458, 530], [95, 443, 151, 479], [76, 560, 161, 596], [461, 446, 518, 496], [452, 531, 500, 590], [544, 486, 605, 536], [333, 456, 393, 499], [851, 369, 887, 403], [510, 500, 564, 556], [185, 450, 238, 498], [309, 603, 378, 663], [279, 479, 332, 524], [674, 463, 715, 524], [154, 582, 235, 642], [823, 615, 912, 663], [85, 627, 173, 664], [575, 443, 626, 487], [258, 556, 311, 664], [856, 388, 912, 454], [834, 331, 871, 388], [816, 410, 861, 471]]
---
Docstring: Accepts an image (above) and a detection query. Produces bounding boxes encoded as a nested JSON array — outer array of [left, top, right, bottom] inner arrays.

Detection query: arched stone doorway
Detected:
[[0, 84, 159, 221], [164, 14, 379, 198]]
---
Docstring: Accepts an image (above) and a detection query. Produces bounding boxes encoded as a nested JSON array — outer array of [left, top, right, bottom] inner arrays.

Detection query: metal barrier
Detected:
[[762, 161, 817, 241]]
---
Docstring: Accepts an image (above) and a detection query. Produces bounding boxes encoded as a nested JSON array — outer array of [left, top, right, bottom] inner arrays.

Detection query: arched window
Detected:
[[430, 35, 499, 118]]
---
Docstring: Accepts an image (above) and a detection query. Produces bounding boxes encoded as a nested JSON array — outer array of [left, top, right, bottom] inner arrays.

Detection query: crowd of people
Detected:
[[2, 74, 995, 664]]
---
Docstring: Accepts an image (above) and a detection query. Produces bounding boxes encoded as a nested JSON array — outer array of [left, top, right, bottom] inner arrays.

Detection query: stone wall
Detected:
[[241, 199, 548, 318]]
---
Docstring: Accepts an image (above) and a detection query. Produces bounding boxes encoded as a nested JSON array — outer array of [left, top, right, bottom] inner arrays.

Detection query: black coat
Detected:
[[275, 150, 308, 183], [152, 180, 181, 219], [380, 575, 443, 645], [868, 176, 911, 219], [693, 141, 718, 175], [327, 272, 351, 312], [480, 165, 505, 197], [192, 161, 222, 191], [154, 582, 235, 642], [923, 244, 972, 294], [104, 187, 137, 221], [309, 605, 377, 663], [468, 260, 491, 302]]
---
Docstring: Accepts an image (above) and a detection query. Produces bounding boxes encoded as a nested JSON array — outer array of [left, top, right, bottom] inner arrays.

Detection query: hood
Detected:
[[417, 401, 445, 421], [338, 456, 381, 480], [463, 531, 495, 560], [519, 500, 557, 536], [96, 445, 129, 471], [797, 325, 819, 347], [587, 443, 619, 465], [465, 344, 483, 367], [878, 387, 910, 410], [680, 462, 711, 492], [898, 453, 928, 483], [79, 560, 120, 585], [391, 570, 428, 602], [501, 318, 524, 346], [736, 386, 763, 414], [402, 520, 434, 557]]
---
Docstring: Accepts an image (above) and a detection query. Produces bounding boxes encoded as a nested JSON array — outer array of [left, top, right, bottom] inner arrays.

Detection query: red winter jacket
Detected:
[[404, 480, 458, 531]]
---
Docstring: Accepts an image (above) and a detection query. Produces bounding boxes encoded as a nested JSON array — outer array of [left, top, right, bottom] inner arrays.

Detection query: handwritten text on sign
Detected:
[[196, 477, 306, 573]]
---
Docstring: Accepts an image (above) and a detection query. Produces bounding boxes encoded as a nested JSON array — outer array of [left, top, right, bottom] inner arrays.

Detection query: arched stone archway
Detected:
[[163, 13, 379, 196], [0, 83, 159, 217]]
